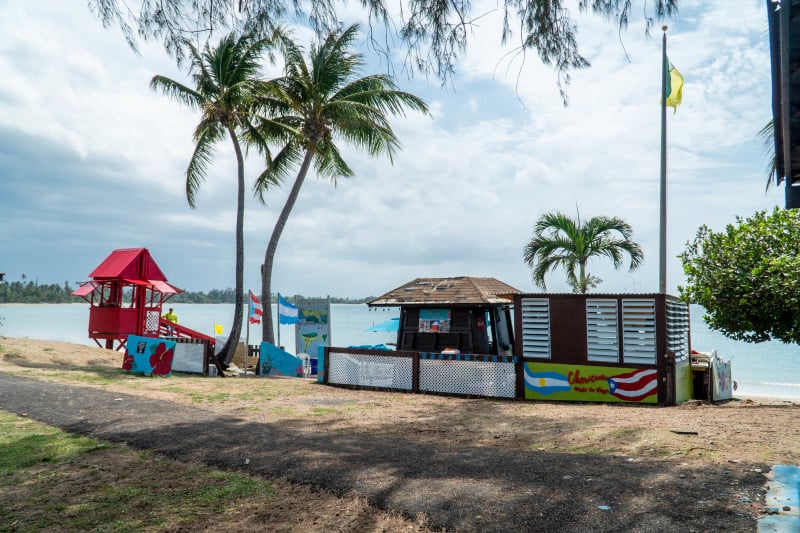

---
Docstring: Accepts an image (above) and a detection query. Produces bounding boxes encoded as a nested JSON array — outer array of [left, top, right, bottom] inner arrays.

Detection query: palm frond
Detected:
[[757, 119, 777, 191], [185, 120, 224, 207], [254, 141, 304, 202], [313, 139, 354, 181], [333, 76, 429, 116], [150, 75, 204, 109], [523, 210, 643, 293]]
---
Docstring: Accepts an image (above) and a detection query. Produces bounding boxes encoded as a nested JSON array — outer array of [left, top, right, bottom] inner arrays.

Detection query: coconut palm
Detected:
[[151, 31, 278, 365], [523, 211, 644, 294], [252, 24, 429, 344]]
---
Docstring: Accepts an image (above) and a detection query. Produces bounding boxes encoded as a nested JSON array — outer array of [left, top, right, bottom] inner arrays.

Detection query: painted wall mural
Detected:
[[123, 335, 176, 376], [258, 342, 304, 377], [295, 299, 330, 357], [524, 362, 659, 403], [419, 308, 452, 333], [711, 356, 733, 401]]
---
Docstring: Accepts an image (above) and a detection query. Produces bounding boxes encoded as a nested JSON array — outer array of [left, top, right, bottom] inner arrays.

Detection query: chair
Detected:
[[297, 353, 311, 377]]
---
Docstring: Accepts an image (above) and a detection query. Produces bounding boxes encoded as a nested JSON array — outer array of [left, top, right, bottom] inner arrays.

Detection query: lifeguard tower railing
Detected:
[[88, 305, 161, 339], [321, 294, 692, 405]]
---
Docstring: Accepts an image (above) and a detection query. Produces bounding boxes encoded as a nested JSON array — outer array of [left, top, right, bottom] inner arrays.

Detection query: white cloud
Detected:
[[0, 0, 784, 300]]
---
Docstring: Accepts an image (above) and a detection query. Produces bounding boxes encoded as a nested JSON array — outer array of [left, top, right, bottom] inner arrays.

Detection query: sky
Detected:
[[0, 0, 783, 299]]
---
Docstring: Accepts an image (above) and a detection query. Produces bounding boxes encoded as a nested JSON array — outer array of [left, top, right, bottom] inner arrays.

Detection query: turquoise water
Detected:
[[0, 303, 400, 355], [1, 303, 797, 399]]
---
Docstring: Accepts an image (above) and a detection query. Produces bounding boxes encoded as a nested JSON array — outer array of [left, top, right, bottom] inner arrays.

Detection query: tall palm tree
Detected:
[[252, 24, 429, 344], [523, 211, 644, 294], [151, 31, 278, 365]]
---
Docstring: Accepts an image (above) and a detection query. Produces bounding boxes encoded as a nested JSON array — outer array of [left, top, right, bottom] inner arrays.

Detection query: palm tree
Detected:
[[252, 24, 429, 344], [151, 31, 278, 365], [523, 211, 644, 294]]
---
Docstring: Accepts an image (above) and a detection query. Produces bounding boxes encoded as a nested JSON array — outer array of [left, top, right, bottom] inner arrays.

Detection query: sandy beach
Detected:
[[1, 336, 799, 531]]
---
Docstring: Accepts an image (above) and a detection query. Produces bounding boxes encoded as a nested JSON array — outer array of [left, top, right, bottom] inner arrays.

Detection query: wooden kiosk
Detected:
[[369, 277, 519, 356], [324, 279, 694, 405]]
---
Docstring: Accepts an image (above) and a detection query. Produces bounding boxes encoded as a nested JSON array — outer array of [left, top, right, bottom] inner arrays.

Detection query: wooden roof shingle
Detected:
[[368, 276, 521, 307]]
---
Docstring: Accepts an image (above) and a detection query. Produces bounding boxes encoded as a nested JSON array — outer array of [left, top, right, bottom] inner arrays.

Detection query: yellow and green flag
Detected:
[[664, 59, 684, 113]]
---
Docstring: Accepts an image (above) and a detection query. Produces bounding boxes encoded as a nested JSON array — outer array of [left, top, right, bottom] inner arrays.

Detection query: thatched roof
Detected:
[[368, 277, 521, 307]]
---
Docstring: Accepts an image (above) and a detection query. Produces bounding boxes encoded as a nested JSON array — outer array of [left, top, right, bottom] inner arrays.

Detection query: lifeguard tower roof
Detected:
[[368, 276, 521, 307], [90, 248, 167, 282]]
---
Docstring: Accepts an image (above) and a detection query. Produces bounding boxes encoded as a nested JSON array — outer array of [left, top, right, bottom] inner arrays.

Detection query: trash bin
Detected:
[[310, 357, 318, 376]]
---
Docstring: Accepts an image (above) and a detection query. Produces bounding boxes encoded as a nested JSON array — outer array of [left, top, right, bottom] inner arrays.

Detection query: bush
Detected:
[[679, 207, 800, 344]]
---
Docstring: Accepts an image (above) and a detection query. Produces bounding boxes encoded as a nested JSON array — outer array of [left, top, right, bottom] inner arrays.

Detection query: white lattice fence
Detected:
[[327, 351, 413, 390], [419, 354, 516, 398]]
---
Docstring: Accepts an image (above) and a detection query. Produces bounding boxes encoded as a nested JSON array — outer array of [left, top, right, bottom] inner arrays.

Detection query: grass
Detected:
[[0, 411, 274, 532], [44, 372, 121, 386], [0, 414, 100, 471]]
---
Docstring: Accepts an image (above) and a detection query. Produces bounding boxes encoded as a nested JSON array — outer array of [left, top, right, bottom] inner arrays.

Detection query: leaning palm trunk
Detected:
[[217, 128, 247, 365], [261, 150, 314, 345], [254, 26, 428, 345]]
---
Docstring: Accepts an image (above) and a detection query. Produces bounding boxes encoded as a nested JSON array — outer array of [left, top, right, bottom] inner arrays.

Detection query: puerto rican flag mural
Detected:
[[248, 291, 263, 325], [607, 368, 658, 402], [524, 367, 572, 395], [525, 362, 660, 403]]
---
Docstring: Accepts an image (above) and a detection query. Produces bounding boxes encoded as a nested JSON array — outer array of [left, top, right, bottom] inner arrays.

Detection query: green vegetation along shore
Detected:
[[0, 280, 371, 304]]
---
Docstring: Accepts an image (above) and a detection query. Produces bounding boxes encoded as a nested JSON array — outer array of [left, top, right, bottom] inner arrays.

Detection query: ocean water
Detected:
[[1, 303, 797, 399], [0, 303, 400, 355]]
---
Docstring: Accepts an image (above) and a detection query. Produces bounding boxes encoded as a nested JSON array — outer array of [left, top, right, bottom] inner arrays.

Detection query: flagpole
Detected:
[[659, 25, 669, 294], [277, 293, 281, 350], [245, 299, 250, 379]]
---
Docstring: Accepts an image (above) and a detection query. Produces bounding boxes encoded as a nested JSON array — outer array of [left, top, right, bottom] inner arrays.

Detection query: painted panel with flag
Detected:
[[248, 291, 263, 324], [664, 59, 684, 113], [278, 294, 299, 325]]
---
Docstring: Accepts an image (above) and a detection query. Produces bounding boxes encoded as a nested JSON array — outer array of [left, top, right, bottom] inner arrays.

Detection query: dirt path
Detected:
[[3, 337, 800, 531], [0, 372, 775, 532]]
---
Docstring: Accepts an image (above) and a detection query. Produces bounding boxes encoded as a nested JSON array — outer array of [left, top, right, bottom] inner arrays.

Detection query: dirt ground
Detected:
[[2, 336, 799, 532]]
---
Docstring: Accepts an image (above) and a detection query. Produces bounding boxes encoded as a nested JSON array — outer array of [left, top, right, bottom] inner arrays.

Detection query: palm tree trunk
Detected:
[[218, 127, 246, 365], [261, 149, 315, 345], [578, 261, 587, 294]]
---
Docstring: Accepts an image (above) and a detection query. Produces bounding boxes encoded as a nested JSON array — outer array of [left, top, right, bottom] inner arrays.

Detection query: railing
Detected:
[[158, 318, 215, 345], [324, 347, 518, 399]]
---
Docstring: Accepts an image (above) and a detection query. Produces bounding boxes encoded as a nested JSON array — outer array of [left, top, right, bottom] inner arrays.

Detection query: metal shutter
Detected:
[[586, 299, 619, 363], [521, 298, 550, 358], [622, 299, 656, 364]]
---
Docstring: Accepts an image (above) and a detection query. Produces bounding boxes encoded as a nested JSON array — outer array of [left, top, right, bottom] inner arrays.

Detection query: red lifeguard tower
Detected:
[[72, 248, 212, 350]]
